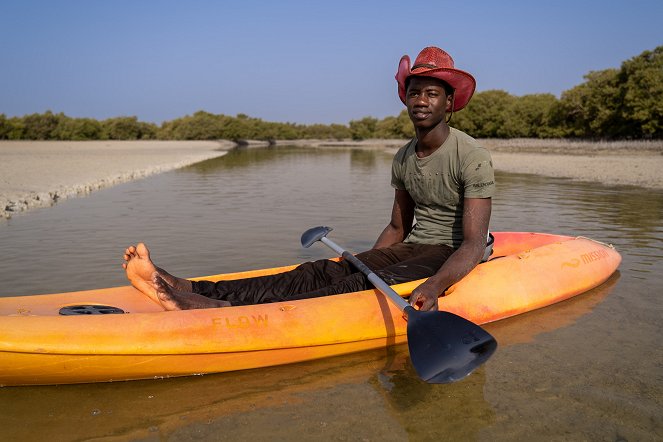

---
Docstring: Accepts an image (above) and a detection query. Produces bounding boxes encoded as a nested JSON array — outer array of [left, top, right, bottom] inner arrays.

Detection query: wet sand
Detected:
[[1, 138, 662, 219]]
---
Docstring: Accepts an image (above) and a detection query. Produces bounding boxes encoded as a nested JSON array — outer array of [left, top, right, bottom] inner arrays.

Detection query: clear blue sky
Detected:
[[1, 0, 661, 125]]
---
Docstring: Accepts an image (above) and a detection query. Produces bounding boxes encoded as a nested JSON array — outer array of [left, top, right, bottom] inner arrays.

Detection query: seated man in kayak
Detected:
[[122, 46, 495, 312]]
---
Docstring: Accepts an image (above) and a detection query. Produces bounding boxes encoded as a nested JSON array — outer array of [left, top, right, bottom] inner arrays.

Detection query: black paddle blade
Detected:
[[301, 226, 333, 248], [406, 308, 497, 384]]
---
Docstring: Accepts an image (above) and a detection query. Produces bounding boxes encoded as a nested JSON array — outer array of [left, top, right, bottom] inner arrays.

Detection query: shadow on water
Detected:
[[0, 345, 492, 441], [485, 270, 620, 346], [372, 350, 494, 441]]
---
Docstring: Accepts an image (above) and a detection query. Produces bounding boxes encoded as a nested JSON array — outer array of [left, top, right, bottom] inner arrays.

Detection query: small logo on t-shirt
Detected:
[[472, 180, 495, 189]]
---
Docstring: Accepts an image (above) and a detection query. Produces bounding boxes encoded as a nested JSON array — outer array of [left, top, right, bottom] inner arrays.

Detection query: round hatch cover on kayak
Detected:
[[59, 305, 125, 315]]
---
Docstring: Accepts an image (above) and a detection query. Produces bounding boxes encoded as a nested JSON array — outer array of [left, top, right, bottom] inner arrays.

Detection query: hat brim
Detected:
[[397, 64, 476, 111]]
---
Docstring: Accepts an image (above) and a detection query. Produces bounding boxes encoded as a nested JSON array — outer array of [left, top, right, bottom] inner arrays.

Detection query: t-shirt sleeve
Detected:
[[391, 160, 405, 190], [391, 149, 407, 191], [462, 147, 495, 198]]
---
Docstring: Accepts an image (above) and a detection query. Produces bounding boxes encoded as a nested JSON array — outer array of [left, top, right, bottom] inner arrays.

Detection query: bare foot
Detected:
[[122, 243, 161, 304], [154, 274, 231, 311], [153, 274, 182, 310]]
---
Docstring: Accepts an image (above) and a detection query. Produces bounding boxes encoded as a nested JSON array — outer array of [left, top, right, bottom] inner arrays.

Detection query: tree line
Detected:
[[1, 46, 660, 141]]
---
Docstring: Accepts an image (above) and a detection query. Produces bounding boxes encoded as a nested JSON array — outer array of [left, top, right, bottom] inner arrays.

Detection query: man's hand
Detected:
[[408, 279, 442, 311], [407, 198, 492, 313]]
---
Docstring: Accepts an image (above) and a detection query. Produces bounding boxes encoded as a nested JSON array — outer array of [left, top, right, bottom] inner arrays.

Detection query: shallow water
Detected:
[[0, 146, 661, 441]]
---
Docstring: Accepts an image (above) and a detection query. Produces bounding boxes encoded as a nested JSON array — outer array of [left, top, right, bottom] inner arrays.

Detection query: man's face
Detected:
[[405, 77, 453, 129]]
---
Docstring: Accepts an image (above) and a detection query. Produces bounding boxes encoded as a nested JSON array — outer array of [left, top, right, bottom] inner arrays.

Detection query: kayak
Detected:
[[0, 232, 620, 386]]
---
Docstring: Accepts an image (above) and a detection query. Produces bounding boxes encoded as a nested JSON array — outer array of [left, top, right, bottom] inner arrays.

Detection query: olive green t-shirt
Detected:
[[391, 127, 495, 248]]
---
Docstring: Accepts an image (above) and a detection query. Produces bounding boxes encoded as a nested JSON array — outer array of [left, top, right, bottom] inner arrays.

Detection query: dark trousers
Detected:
[[191, 242, 455, 306]]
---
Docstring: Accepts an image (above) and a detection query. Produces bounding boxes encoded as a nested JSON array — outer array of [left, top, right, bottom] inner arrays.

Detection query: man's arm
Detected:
[[373, 189, 415, 249], [408, 197, 492, 311]]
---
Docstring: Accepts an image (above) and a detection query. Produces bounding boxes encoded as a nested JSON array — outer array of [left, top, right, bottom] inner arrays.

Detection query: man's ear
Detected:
[[446, 94, 455, 112]]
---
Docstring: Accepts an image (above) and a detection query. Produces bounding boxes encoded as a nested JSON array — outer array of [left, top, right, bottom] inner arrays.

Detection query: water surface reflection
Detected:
[[0, 147, 661, 440]]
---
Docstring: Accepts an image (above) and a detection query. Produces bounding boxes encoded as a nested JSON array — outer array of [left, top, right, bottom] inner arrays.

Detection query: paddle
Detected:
[[301, 226, 497, 383]]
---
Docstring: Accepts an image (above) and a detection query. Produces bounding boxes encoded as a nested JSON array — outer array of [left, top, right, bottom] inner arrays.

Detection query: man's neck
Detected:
[[415, 123, 451, 158]]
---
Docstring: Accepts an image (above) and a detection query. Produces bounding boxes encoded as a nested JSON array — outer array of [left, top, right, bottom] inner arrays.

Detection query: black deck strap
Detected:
[[59, 305, 125, 315], [481, 232, 495, 262]]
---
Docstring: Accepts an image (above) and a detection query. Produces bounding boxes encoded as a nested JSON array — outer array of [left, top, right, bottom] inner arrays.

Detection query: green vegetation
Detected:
[[0, 112, 158, 141], [1, 46, 661, 141]]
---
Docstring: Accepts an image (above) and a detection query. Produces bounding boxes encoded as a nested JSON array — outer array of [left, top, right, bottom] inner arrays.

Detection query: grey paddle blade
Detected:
[[301, 226, 333, 248], [406, 308, 497, 383]]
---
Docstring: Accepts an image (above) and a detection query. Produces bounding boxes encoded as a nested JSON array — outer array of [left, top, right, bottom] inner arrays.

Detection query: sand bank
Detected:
[[482, 138, 663, 189], [490, 151, 663, 189], [0, 140, 234, 219]]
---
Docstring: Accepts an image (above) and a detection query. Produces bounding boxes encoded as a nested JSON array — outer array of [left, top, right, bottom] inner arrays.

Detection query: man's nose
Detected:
[[414, 94, 429, 106]]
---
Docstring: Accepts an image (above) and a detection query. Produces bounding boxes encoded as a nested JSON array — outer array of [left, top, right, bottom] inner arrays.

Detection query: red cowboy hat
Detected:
[[396, 46, 476, 111]]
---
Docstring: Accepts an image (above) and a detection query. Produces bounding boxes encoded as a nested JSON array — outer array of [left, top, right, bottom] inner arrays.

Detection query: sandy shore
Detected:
[[0, 140, 234, 218], [482, 138, 663, 189], [490, 151, 663, 189], [2, 138, 662, 219]]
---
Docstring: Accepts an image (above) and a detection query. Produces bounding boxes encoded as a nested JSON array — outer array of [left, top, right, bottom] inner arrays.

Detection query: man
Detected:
[[122, 46, 495, 312]]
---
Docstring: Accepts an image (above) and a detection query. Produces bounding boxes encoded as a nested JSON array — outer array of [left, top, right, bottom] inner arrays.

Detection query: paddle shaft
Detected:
[[319, 236, 411, 312]]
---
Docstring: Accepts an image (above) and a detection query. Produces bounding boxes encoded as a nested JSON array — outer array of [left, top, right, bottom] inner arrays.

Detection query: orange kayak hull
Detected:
[[0, 232, 621, 386]]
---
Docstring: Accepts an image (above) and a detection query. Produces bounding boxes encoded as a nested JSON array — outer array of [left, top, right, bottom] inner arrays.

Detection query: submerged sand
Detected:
[[1, 138, 662, 219]]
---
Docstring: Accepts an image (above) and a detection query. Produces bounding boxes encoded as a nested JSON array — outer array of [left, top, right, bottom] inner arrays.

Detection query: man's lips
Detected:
[[411, 110, 430, 120]]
